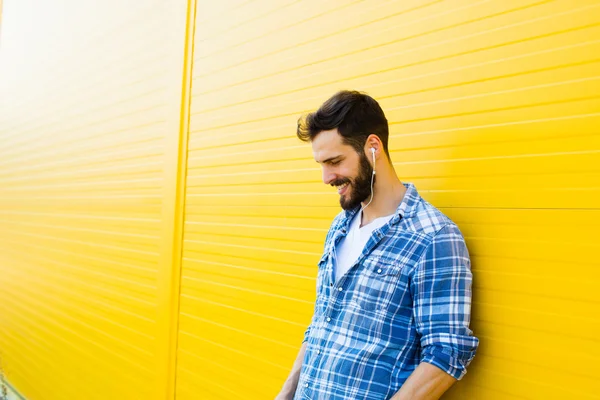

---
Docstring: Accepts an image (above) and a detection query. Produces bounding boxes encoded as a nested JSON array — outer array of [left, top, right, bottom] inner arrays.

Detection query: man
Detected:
[[276, 91, 478, 400]]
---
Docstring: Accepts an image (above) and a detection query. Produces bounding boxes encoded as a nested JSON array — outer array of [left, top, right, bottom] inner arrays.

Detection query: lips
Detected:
[[336, 182, 350, 195]]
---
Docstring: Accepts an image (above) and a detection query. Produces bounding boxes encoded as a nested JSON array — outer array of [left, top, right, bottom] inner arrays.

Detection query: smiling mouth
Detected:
[[336, 182, 350, 194]]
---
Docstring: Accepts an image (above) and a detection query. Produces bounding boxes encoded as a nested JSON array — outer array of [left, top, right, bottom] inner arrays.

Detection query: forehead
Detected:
[[311, 129, 354, 162]]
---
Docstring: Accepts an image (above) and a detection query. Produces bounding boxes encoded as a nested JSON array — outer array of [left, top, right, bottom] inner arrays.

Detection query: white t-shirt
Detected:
[[333, 211, 394, 282]]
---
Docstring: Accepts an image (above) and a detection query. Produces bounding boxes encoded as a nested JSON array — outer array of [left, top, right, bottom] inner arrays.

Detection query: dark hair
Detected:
[[297, 90, 389, 157]]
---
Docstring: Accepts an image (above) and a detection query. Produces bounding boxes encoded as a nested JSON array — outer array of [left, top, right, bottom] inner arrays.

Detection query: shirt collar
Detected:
[[340, 182, 420, 230]]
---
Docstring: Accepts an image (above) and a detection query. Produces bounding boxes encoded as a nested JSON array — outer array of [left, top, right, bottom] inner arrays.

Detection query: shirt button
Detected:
[[338, 287, 343, 291], [305, 383, 309, 388], [330, 283, 334, 287], [326, 317, 331, 322], [317, 349, 321, 355], [377, 268, 382, 273]]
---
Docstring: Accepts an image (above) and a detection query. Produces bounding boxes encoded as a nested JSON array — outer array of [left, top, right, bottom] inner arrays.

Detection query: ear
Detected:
[[364, 134, 381, 159]]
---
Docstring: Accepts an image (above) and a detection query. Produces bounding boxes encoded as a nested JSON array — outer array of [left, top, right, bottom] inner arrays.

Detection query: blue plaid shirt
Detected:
[[295, 183, 478, 400]]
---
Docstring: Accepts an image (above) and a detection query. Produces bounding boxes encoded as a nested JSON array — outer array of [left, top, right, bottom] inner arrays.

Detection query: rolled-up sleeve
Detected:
[[411, 223, 479, 380]]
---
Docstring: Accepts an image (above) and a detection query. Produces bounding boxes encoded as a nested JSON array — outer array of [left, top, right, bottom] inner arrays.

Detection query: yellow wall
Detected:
[[180, 0, 600, 399], [1, 0, 599, 399]]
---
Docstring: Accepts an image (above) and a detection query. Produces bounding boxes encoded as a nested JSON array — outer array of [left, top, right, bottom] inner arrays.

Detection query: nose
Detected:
[[322, 167, 336, 185]]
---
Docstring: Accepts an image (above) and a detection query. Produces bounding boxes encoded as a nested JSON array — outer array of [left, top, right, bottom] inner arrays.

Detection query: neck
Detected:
[[360, 164, 406, 227]]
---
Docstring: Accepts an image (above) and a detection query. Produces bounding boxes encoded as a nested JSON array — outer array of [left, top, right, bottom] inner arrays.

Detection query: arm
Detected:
[[396, 224, 479, 399], [275, 341, 307, 400], [390, 362, 455, 400]]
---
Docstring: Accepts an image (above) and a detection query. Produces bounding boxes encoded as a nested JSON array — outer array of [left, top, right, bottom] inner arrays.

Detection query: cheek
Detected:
[[345, 167, 359, 181]]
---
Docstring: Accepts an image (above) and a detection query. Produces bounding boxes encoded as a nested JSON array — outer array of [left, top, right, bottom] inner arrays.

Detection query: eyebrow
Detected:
[[317, 155, 343, 164]]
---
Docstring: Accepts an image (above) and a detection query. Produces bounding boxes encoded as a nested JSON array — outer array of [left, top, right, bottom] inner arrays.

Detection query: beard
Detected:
[[331, 151, 375, 210]]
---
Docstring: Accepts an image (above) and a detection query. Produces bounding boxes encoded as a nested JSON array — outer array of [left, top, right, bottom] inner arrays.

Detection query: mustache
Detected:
[[330, 178, 351, 187]]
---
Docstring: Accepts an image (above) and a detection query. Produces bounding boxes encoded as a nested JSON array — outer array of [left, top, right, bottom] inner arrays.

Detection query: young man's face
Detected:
[[312, 129, 374, 210]]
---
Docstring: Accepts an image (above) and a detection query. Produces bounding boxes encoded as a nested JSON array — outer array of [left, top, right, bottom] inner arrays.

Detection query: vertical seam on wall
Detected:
[[169, 0, 197, 397], [156, 0, 197, 398]]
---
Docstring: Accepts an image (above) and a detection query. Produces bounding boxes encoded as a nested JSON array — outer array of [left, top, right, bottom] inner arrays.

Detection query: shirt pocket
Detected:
[[352, 256, 402, 313]]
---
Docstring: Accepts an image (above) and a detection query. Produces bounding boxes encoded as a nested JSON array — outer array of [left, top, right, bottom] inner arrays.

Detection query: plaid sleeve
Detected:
[[302, 321, 312, 343], [303, 214, 343, 343], [411, 223, 479, 380], [302, 286, 321, 343]]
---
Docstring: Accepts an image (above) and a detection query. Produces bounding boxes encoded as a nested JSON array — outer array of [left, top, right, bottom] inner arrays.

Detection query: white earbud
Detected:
[[370, 148, 376, 175]]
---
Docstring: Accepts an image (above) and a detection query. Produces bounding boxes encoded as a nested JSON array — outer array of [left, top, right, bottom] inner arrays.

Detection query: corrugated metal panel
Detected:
[[0, 0, 192, 399], [180, 0, 600, 399]]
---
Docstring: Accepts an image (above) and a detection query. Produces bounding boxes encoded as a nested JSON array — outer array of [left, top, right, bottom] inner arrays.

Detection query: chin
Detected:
[[339, 196, 358, 210]]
